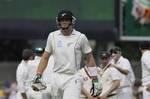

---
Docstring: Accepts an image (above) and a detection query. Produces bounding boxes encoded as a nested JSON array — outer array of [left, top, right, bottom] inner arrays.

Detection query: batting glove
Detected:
[[90, 77, 102, 97], [31, 74, 47, 91]]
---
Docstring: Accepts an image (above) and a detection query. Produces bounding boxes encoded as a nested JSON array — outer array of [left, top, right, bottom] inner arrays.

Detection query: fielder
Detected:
[[109, 47, 135, 99], [27, 47, 54, 99], [32, 9, 97, 99], [139, 42, 150, 99], [98, 51, 122, 99], [16, 49, 34, 99]]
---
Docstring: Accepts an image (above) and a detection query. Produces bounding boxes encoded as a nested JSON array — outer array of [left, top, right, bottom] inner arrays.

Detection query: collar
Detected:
[[58, 29, 76, 35]]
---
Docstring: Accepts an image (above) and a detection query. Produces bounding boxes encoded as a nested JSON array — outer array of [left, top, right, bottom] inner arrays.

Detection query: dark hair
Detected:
[[22, 49, 33, 60], [139, 42, 150, 50], [110, 46, 121, 54]]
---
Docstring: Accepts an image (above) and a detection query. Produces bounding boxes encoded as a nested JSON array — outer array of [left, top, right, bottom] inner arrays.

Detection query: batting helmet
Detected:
[[56, 9, 76, 24]]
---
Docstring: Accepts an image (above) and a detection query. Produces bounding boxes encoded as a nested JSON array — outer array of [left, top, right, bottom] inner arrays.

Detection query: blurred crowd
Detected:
[[0, 80, 17, 99]]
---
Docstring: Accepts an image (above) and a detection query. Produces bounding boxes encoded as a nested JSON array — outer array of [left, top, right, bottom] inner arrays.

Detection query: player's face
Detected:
[[59, 19, 72, 29], [111, 51, 121, 61], [100, 57, 109, 66]]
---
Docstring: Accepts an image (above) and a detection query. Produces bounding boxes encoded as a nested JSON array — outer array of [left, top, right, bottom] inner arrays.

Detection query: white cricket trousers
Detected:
[[42, 83, 52, 99], [27, 88, 43, 99], [51, 73, 82, 99], [27, 83, 52, 99], [16, 92, 23, 99], [143, 86, 150, 99]]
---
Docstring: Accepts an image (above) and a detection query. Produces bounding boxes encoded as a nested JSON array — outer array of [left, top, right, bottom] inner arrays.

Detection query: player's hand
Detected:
[[98, 93, 108, 99], [87, 95, 98, 99], [33, 74, 42, 83], [31, 74, 47, 91], [109, 64, 116, 67], [89, 97, 98, 99]]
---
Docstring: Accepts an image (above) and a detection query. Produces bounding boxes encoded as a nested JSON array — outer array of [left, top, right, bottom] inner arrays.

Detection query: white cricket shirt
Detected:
[[111, 56, 135, 87], [141, 50, 150, 85], [45, 29, 92, 74]]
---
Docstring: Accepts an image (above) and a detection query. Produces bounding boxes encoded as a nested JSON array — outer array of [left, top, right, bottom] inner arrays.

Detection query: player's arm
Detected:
[[81, 86, 91, 98], [86, 52, 96, 67], [111, 64, 129, 75], [37, 51, 50, 75], [31, 51, 50, 91], [32, 33, 52, 91], [81, 86, 97, 99], [36, 33, 53, 75], [111, 60, 131, 75], [99, 68, 121, 99], [99, 80, 120, 99], [81, 34, 96, 67], [85, 52, 98, 77], [81, 34, 97, 77]]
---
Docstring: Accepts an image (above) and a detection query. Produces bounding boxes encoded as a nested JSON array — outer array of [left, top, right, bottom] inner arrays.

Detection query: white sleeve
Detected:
[[110, 67, 122, 81], [45, 33, 53, 54], [119, 59, 131, 72], [142, 55, 150, 69], [16, 65, 28, 93], [81, 34, 92, 54]]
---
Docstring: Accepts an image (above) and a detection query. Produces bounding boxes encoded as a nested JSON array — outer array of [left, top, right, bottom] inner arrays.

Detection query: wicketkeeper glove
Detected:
[[90, 77, 102, 97], [31, 74, 47, 91]]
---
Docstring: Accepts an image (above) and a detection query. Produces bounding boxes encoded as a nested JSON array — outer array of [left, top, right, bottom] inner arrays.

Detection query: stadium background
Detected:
[[0, 0, 146, 97]]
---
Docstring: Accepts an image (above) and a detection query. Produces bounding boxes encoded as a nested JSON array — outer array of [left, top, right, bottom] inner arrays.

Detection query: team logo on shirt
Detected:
[[57, 40, 62, 48]]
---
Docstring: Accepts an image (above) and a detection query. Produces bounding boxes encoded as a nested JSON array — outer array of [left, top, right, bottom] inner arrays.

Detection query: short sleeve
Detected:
[[45, 33, 53, 54], [142, 54, 150, 69], [81, 34, 92, 54], [110, 67, 122, 80], [118, 59, 131, 72]]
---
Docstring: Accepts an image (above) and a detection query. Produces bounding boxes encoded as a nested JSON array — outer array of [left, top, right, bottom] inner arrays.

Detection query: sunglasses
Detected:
[[111, 51, 120, 54], [100, 57, 108, 60]]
